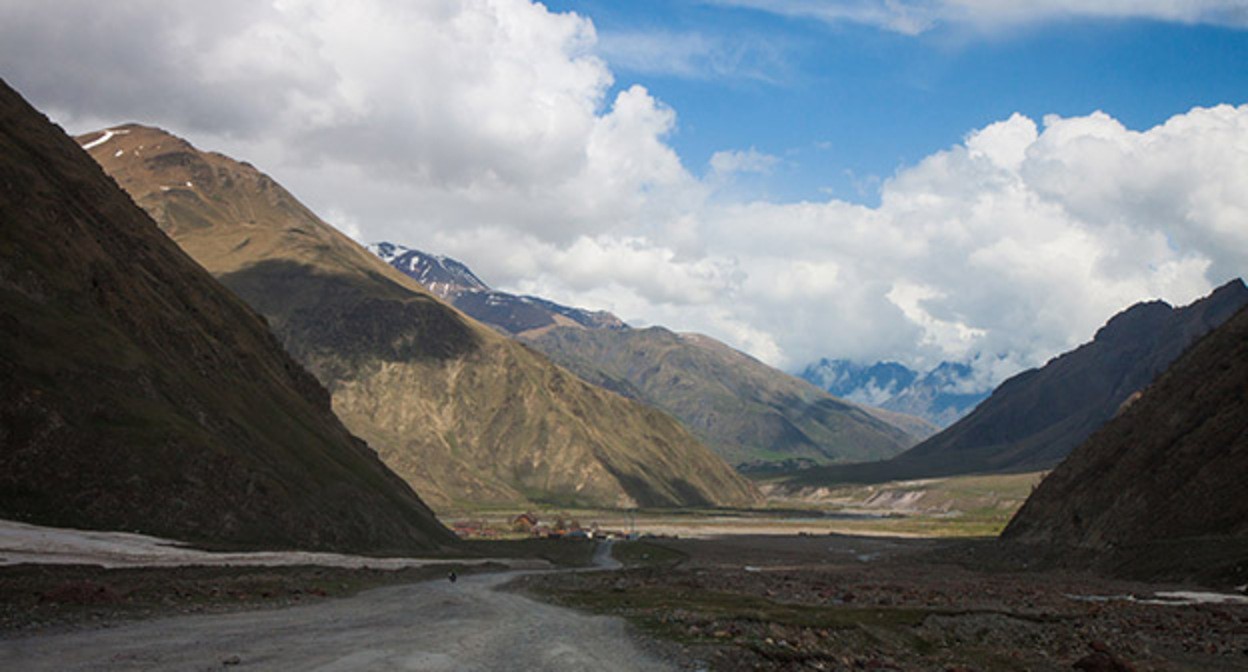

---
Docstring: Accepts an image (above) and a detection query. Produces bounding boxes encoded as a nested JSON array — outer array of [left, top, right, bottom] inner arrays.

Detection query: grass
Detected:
[[458, 538, 597, 567], [555, 585, 933, 631], [441, 471, 1046, 544], [611, 540, 687, 567]]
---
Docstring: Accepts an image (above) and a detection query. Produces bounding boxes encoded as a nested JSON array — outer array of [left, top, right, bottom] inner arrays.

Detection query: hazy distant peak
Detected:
[[800, 358, 986, 427]]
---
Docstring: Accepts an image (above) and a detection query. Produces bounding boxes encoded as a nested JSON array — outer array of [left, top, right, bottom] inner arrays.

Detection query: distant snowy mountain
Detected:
[[368, 242, 626, 336], [370, 242, 934, 469], [802, 360, 918, 407], [800, 359, 989, 428], [369, 242, 488, 297]]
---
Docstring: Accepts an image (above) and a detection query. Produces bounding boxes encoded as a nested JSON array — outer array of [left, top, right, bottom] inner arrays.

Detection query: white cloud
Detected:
[[2, 0, 1245, 385], [710, 148, 781, 176], [596, 30, 788, 83], [710, 0, 1248, 35]]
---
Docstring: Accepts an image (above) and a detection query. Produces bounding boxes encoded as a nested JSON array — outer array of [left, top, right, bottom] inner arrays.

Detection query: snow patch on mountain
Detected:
[[367, 241, 626, 334], [81, 128, 129, 151]]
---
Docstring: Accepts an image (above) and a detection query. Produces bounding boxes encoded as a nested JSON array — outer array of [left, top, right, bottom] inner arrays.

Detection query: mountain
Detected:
[[782, 280, 1248, 486], [0, 79, 453, 553], [370, 242, 625, 336], [80, 123, 758, 512], [1002, 303, 1248, 581], [521, 327, 936, 469], [369, 246, 936, 470], [801, 360, 918, 407], [800, 359, 989, 427]]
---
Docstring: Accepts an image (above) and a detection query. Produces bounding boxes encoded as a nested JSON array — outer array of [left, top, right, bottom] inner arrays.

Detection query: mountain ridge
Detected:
[[81, 123, 759, 512], [370, 244, 937, 469], [369, 242, 626, 336], [1002, 302, 1248, 583], [0, 80, 454, 553], [800, 359, 990, 427], [780, 279, 1248, 487]]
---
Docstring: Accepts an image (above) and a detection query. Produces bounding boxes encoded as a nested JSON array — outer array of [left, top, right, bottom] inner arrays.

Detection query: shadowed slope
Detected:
[[81, 124, 758, 511], [1003, 303, 1248, 550], [0, 80, 453, 553]]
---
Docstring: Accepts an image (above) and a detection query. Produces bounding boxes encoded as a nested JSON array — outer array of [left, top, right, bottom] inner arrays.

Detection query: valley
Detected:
[[3, 4, 1247, 667], [5, 526, 1246, 671]]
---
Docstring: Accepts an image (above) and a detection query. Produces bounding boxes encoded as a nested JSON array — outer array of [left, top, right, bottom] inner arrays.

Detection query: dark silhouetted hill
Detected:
[[0, 79, 454, 553]]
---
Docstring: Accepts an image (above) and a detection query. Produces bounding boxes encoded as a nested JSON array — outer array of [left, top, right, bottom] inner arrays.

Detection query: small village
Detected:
[[450, 512, 645, 541]]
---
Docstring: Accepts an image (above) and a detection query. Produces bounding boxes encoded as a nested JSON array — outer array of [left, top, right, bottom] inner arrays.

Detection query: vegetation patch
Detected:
[[611, 540, 687, 567], [460, 537, 597, 568]]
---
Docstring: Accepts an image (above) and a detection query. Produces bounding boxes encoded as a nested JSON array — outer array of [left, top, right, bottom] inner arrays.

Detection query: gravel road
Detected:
[[0, 542, 674, 671]]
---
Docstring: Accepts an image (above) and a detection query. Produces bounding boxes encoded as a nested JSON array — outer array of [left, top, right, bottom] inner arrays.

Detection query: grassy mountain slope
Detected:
[[0, 80, 454, 553], [371, 245, 933, 470], [781, 281, 1248, 486], [522, 326, 935, 468], [81, 124, 758, 511]]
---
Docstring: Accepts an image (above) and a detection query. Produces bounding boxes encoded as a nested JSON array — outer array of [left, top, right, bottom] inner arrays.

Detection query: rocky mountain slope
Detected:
[[783, 280, 1248, 486], [371, 245, 935, 470], [801, 359, 989, 427], [370, 242, 625, 336], [81, 124, 758, 511], [0, 80, 454, 553], [1002, 302, 1248, 578]]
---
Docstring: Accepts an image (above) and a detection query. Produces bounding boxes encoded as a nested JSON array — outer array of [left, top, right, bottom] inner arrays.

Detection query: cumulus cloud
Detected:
[[2, 0, 1245, 387], [710, 0, 1248, 35], [680, 106, 1239, 376]]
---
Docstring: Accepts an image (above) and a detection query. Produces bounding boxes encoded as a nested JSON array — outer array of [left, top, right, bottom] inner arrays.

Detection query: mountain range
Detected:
[[780, 279, 1248, 486], [80, 123, 758, 512], [1003, 301, 1248, 582], [370, 244, 937, 470], [370, 242, 626, 335], [800, 359, 989, 427], [0, 79, 453, 553]]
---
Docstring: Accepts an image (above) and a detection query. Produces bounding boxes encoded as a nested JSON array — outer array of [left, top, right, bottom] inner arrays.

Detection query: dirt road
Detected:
[[0, 542, 675, 671]]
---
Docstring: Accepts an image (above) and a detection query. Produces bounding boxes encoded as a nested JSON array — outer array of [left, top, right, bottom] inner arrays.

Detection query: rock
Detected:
[[222, 654, 242, 666], [1072, 650, 1136, 672]]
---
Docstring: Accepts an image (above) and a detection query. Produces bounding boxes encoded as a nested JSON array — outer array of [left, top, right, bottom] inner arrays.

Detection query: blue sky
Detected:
[[3, 0, 1247, 379], [549, 0, 1248, 204]]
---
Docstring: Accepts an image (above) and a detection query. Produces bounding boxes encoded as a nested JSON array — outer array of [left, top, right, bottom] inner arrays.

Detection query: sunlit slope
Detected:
[[524, 326, 934, 468], [82, 124, 758, 511]]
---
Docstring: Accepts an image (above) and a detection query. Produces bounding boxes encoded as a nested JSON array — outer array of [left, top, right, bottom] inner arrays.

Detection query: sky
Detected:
[[2, 0, 1247, 387]]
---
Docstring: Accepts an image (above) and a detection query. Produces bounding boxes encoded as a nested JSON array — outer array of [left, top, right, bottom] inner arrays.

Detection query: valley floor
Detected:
[[3, 519, 1246, 671], [0, 563, 678, 671], [519, 535, 1248, 671]]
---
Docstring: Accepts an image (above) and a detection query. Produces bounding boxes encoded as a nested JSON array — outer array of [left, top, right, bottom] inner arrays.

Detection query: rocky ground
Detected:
[[517, 535, 1248, 671], [1, 565, 680, 672], [0, 563, 498, 635]]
